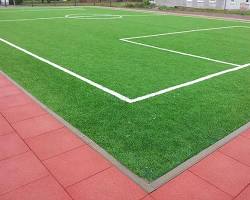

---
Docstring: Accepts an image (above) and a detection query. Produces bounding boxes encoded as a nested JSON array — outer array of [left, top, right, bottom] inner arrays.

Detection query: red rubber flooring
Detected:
[[0, 73, 250, 200]]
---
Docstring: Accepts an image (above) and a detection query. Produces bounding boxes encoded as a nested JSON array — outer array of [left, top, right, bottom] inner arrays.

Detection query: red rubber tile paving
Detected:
[[2, 103, 46, 123], [0, 151, 48, 195], [44, 145, 111, 187], [0, 94, 32, 111], [242, 128, 250, 139], [151, 171, 232, 200], [13, 114, 64, 139], [0, 133, 29, 161], [0, 86, 21, 99], [142, 195, 155, 200], [67, 167, 147, 200], [234, 185, 250, 200], [0, 75, 12, 88], [25, 127, 85, 160], [190, 151, 250, 197], [219, 136, 250, 167], [0, 73, 250, 200], [0, 114, 14, 136], [0, 176, 72, 200]]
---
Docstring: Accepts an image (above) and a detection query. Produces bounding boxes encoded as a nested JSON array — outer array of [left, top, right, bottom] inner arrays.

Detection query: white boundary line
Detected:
[[0, 16, 65, 22], [65, 14, 123, 20], [130, 63, 250, 103], [119, 25, 250, 102], [120, 26, 247, 67], [0, 37, 132, 103], [1, 23, 250, 102], [0, 7, 86, 12], [0, 14, 157, 22], [121, 25, 249, 40], [64, 14, 158, 20], [2, 70, 250, 193], [121, 39, 239, 67], [1, 36, 249, 104]]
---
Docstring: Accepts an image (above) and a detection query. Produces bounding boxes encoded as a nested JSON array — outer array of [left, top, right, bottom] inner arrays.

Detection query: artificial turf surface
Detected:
[[0, 6, 250, 181]]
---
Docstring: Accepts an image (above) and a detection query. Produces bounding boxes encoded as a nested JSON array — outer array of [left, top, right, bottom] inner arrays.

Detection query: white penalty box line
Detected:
[[130, 63, 250, 103], [119, 25, 250, 103], [120, 25, 249, 67], [0, 37, 132, 103], [0, 14, 159, 22], [0, 26, 250, 103]]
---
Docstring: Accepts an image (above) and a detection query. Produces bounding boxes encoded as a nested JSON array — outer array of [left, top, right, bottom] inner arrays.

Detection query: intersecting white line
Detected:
[[119, 25, 250, 103], [120, 39, 240, 67], [129, 63, 250, 103], [0, 37, 132, 103], [120, 25, 248, 40], [1, 24, 249, 103], [120, 26, 247, 67]]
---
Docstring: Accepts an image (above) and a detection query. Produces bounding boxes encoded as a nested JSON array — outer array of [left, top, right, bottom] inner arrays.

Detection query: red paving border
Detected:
[[0, 72, 250, 200]]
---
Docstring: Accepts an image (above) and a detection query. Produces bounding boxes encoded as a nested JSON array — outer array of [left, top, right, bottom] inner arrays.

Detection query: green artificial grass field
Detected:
[[0, 6, 250, 181]]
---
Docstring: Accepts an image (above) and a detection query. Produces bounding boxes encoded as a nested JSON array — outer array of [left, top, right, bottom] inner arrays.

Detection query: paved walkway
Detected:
[[0, 73, 250, 200]]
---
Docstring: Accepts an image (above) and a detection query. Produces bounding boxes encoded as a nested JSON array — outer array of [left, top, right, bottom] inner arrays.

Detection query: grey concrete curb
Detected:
[[1, 62, 249, 191], [0, 71, 153, 192], [150, 121, 250, 189]]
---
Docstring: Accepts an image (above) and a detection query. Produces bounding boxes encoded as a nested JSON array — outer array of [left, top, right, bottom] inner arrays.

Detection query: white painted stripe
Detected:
[[1, 25, 248, 103], [65, 14, 123, 20], [117, 14, 160, 17], [0, 16, 65, 22], [0, 37, 132, 103], [120, 26, 249, 67], [0, 14, 155, 22], [120, 39, 240, 67], [130, 63, 250, 103], [0, 7, 86, 12], [121, 25, 246, 40]]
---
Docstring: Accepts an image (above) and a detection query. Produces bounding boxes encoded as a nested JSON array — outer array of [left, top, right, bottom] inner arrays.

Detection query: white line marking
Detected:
[[121, 38, 240, 67], [0, 16, 65, 22], [119, 25, 250, 102], [0, 14, 155, 22], [130, 63, 250, 103], [1, 25, 249, 103], [0, 37, 132, 103], [0, 7, 86, 12], [121, 25, 247, 40], [115, 14, 161, 17], [65, 14, 123, 20], [120, 26, 246, 67]]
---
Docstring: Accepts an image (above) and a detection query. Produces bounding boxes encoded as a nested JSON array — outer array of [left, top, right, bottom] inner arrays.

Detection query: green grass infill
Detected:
[[0, 7, 249, 180]]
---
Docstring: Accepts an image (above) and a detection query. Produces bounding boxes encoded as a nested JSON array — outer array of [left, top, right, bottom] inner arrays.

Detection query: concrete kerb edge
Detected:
[[1, 67, 249, 192], [0, 71, 154, 192]]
